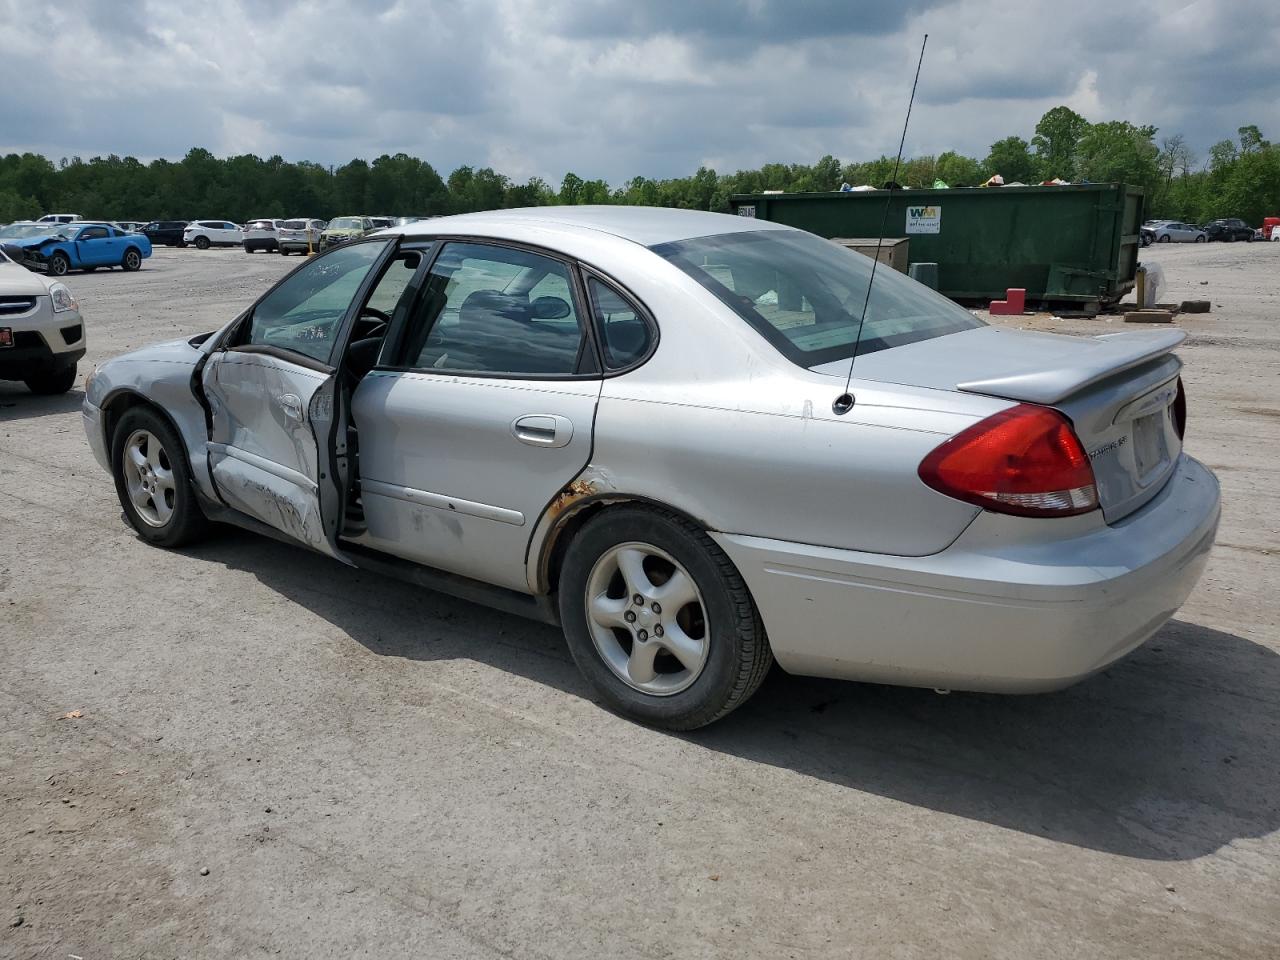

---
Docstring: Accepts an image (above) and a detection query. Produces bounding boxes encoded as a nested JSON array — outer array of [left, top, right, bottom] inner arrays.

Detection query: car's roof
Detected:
[[397, 205, 792, 247]]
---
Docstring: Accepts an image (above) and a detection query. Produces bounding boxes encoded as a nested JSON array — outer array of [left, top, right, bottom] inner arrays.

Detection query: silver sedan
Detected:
[[1147, 220, 1208, 243], [81, 208, 1220, 729]]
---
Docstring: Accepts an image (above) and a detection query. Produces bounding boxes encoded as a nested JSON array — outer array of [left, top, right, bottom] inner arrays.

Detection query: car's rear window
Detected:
[[282, 219, 308, 229], [651, 229, 984, 366]]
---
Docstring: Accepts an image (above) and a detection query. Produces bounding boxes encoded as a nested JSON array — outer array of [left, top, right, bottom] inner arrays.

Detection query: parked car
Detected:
[[80, 208, 1219, 730], [277, 218, 327, 255], [0, 245, 86, 394], [1202, 218, 1255, 242], [368, 216, 395, 230], [0, 222, 53, 240], [1139, 226, 1155, 247], [115, 221, 146, 234], [36, 213, 82, 225], [1147, 220, 1207, 243], [243, 218, 286, 253], [6, 221, 152, 276], [142, 220, 190, 247], [183, 220, 243, 249], [392, 216, 427, 227], [318, 216, 372, 250]]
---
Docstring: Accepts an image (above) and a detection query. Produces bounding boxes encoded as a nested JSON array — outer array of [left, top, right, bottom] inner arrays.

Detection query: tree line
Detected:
[[1, 107, 1276, 226]]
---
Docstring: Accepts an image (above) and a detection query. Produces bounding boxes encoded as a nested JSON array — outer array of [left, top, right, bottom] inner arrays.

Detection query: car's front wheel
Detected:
[[48, 252, 70, 275], [559, 506, 773, 730], [1196, 235, 1206, 243], [111, 408, 209, 547], [24, 364, 77, 395]]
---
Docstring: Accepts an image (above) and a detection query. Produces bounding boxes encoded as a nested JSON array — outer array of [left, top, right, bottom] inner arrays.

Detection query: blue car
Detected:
[[11, 222, 153, 276]]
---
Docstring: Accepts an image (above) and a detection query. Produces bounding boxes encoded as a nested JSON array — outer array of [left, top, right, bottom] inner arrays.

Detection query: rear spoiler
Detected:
[[957, 329, 1186, 405]]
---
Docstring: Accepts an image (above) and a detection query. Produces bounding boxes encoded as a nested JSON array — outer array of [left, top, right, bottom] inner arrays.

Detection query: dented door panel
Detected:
[[351, 370, 600, 592], [203, 349, 340, 556]]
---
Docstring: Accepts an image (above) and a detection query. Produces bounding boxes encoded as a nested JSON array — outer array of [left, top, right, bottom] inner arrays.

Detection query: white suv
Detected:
[[183, 221, 243, 250], [37, 214, 83, 225], [242, 219, 285, 253], [277, 218, 327, 255], [0, 247, 86, 394]]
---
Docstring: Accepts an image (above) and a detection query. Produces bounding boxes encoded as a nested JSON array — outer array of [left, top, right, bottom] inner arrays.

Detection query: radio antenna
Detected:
[[833, 33, 928, 415]]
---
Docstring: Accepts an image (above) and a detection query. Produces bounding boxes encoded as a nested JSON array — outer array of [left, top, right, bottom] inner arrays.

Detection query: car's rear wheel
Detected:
[[558, 506, 773, 730], [24, 363, 77, 395], [194, 236, 210, 250], [48, 252, 70, 275], [1158, 234, 1170, 243], [122, 247, 142, 270], [111, 408, 209, 547]]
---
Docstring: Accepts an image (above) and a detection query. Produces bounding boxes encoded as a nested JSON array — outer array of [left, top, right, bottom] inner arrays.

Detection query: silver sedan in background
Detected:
[[1147, 220, 1208, 243], [80, 208, 1219, 729]]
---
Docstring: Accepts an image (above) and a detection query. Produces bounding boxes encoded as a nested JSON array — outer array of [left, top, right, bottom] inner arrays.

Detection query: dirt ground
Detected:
[[2, 240, 1277, 959]]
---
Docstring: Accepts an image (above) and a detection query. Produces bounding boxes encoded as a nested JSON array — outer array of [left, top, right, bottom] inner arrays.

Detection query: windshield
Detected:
[[329, 217, 362, 230], [652, 230, 984, 366]]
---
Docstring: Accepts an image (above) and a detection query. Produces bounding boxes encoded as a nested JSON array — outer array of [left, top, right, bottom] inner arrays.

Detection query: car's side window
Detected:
[[404, 242, 587, 376], [80, 227, 109, 241], [242, 241, 390, 363], [587, 276, 652, 370]]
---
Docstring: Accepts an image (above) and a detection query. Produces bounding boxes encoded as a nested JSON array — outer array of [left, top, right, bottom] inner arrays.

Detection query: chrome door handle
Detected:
[[512, 414, 573, 448], [277, 393, 304, 420]]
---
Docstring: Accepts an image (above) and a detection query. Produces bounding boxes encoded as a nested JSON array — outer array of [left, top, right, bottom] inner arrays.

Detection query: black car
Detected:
[[141, 220, 189, 247], [1203, 218, 1255, 242]]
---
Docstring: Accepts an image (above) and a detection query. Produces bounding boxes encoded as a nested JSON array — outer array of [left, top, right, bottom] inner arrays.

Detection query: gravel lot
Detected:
[[2, 241, 1278, 959]]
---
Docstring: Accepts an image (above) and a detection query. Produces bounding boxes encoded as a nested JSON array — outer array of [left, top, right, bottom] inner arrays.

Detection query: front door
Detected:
[[74, 225, 113, 266], [351, 240, 601, 593], [202, 239, 394, 554]]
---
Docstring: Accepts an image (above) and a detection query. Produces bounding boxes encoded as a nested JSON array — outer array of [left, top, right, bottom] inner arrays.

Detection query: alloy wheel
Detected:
[[121, 429, 176, 528], [584, 541, 710, 696]]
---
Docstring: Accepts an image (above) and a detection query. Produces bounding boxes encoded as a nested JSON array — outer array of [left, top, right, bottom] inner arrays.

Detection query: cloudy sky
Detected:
[[2, 0, 1277, 184]]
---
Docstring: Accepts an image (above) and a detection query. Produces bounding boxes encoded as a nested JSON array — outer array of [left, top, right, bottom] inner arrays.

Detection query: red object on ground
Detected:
[[989, 288, 1026, 315]]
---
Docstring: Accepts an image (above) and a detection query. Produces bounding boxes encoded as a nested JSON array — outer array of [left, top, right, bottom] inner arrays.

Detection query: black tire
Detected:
[[177, 240, 187, 248], [1195, 235, 1206, 243], [24, 363, 77, 395], [558, 506, 773, 730], [111, 407, 210, 548], [121, 247, 142, 271], [194, 235, 210, 250], [1157, 234, 1170, 243], [48, 252, 71, 275]]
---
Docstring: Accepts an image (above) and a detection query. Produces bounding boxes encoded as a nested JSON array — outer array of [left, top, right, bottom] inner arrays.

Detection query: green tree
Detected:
[[1074, 122, 1160, 189], [1031, 105, 1088, 180], [935, 151, 982, 187], [983, 136, 1038, 183]]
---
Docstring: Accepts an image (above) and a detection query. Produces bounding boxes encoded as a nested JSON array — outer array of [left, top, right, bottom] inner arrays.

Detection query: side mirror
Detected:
[[530, 296, 571, 320]]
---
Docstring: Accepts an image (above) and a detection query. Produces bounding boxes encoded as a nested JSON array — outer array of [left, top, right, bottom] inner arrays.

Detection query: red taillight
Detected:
[[1172, 377, 1186, 439], [919, 404, 1099, 518]]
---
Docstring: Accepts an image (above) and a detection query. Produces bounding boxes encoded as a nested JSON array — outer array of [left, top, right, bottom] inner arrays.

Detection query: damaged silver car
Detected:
[[82, 208, 1220, 729]]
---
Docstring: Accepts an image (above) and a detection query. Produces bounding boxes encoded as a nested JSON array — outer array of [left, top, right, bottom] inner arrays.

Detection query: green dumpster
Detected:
[[730, 183, 1145, 308]]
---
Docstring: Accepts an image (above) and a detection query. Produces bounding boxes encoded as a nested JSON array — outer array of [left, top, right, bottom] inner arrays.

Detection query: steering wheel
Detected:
[[353, 306, 391, 341]]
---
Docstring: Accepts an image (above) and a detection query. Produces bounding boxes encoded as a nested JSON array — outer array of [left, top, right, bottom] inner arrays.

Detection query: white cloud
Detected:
[[0, 0, 1276, 183]]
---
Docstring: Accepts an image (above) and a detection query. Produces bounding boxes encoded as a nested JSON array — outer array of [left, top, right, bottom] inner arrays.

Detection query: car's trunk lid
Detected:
[[812, 326, 1186, 522]]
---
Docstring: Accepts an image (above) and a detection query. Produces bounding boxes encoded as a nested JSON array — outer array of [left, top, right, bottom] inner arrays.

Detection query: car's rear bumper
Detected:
[[713, 454, 1220, 694]]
